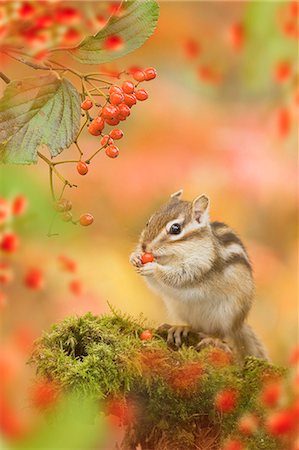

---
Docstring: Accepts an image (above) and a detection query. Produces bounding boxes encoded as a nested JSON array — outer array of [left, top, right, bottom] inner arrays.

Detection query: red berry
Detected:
[[133, 71, 146, 82], [135, 89, 148, 101], [274, 61, 292, 82], [79, 213, 94, 226], [63, 28, 81, 44], [261, 381, 281, 408], [102, 105, 119, 120], [19, 2, 35, 19], [24, 268, 44, 290], [31, 379, 59, 410], [55, 7, 80, 25], [105, 145, 119, 158], [77, 161, 88, 175], [89, 117, 104, 135], [215, 389, 238, 413], [122, 80, 135, 94], [1, 233, 19, 253], [118, 103, 131, 117], [104, 35, 124, 51], [140, 330, 153, 341], [69, 279, 83, 295], [109, 129, 123, 140], [141, 252, 154, 264], [222, 439, 244, 450], [36, 15, 53, 29], [81, 98, 93, 110], [101, 135, 113, 146], [144, 67, 157, 81], [123, 93, 137, 107], [110, 92, 124, 106], [266, 409, 296, 436], [238, 414, 259, 435], [105, 117, 120, 126], [229, 23, 244, 50], [12, 195, 27, 216], [109, 85, 123, 96]]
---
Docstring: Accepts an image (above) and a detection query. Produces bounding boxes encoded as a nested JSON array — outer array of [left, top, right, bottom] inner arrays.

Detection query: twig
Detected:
[[0, 71, 10, 84], [37, 151, 77, 188], [85, 145, 106, 164]]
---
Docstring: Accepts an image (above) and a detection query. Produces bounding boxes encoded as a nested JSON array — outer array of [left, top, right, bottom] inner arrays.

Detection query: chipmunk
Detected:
[[130, 190, 269, 362]]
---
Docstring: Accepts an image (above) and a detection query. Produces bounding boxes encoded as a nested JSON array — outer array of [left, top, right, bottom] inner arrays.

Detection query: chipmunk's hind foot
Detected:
[[196, 337, 233, 355]]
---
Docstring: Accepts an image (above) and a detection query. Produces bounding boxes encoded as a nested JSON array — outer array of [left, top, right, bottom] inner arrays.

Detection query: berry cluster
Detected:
[[80, 67, 156, 161], [0, 1, 123, 57], [54, 198, 94, 227]]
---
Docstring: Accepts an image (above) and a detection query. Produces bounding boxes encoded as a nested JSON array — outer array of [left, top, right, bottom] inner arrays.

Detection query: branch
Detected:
[[0, 71, 10, 84]]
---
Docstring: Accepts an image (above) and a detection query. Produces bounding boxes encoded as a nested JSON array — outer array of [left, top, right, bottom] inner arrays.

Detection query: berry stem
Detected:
[[49, 166, 56, 201], [53, 159, 80, 166], [37, 151, 77, 189], [85, 145, 106, 164], [85, 79, 107, 98]]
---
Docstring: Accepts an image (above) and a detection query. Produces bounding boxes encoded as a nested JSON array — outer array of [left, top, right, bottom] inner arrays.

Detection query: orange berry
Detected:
[[102, 105, 119, 120], [140, 330, 153, 341], [101, 135, 113, 146], [77, 161, 88, 175], [109, 85, 123, 96], [135, 89, 148, 101], [118, 103, 131, 117], [141, 252, 154, 264], [79, 213, 94, 226], [110, 92, 124, 105], [81, 98, 93, 110], [122, 80, 135, 94], [105, 117, 120, 126], [133, 70, 146, 82], [105, 145, 119, 158], [109, 128, 123, 140], [144, 67, 157, 81], [123, 93, 136, 107]]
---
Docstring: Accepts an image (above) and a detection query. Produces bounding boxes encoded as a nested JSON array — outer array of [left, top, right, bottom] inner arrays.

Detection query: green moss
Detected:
[[30, 311, 287, 450]]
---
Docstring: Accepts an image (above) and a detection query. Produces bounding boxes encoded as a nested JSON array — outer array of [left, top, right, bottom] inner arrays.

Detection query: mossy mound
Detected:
[[30, 312, 287, 450]]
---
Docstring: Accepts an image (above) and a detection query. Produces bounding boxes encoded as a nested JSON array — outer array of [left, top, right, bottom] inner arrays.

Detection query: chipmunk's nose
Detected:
[[142, 243, 147, 252]]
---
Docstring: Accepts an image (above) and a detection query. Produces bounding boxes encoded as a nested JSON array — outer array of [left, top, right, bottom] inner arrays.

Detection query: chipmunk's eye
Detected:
[[169, 223, 182, 235]]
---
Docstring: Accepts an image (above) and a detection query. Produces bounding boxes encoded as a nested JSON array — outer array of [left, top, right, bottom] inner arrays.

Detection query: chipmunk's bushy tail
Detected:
[[232, 323, 269, 362]]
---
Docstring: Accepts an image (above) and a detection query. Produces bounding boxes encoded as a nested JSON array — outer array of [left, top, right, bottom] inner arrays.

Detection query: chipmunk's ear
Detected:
[[170, 189, 183, 200], [192, 194, 209, 224]]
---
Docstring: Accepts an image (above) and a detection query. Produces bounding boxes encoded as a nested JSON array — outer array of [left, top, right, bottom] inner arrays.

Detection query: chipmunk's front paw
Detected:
[[136, 262, 159, 277], [166, 325, 191, 348], [196, 337, 233, 355], [129, 251, 142, 268]]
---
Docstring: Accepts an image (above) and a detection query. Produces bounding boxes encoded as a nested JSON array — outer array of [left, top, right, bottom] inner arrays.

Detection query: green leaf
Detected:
[[67, 0, 159, 64], [0, 74, 80, 164]]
